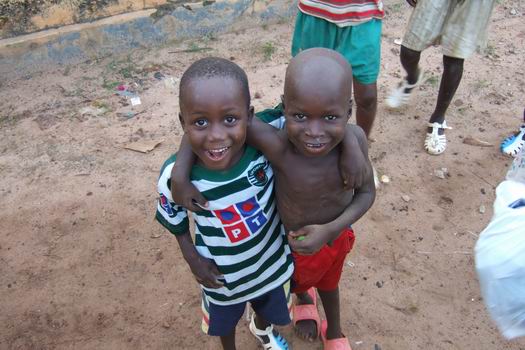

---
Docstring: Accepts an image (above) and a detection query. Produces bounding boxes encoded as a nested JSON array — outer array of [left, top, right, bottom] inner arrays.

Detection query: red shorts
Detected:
[[292, 228, 355, 294]]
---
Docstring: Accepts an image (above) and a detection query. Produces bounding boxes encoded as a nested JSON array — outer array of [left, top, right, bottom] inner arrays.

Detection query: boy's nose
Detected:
[[305, 120, 324, 138], [208, 123, 227, 141]]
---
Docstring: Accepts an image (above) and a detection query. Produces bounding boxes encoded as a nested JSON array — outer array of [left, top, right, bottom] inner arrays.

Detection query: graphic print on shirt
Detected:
[[214, 196, 268, 243], [247, 162, 269, 187], [159, 193, 174, 217]]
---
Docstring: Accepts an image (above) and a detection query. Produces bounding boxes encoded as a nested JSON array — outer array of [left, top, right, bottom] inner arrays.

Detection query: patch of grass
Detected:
[[484, 43, 497, 58], [426, 75, 439, 87], [473, 79, 490, 92], [92, 100, 110, 110], [181, 42, 213, 53], [457, 106, 467, 115], [189, 42, 201, 52], [105, 55, 139, 80], [389, 2, 403, 13], [262, 23, 268, 30], [277, 16, 287, 25], [102, 79, 122, 90], [203, 32, 217, 42], [262, 41, 276, 61]]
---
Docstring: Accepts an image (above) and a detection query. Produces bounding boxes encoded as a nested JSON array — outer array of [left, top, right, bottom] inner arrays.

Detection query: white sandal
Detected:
[[425, 121, 452, 155], [249, 314, 289, 350], [386, 70, 426, 109]]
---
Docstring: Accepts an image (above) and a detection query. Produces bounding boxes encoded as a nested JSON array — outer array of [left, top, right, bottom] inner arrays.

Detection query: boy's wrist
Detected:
[[323, 220, 349, 240]]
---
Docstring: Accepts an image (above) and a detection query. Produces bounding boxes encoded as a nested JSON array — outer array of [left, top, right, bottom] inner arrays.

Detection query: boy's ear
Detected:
[[280, 94, 286, 109], [248, 106, 255, 124], [178, 113, 186, 131]]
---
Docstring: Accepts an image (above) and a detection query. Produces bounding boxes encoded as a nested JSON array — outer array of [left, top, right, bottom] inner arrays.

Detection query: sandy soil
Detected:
[[1, 1, 525, 349]]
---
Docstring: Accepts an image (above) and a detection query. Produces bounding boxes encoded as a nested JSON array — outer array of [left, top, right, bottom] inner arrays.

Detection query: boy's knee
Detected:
[[443, 55, 464, 68], [354, 86, 377, 109], [401, 45, 421, 61]]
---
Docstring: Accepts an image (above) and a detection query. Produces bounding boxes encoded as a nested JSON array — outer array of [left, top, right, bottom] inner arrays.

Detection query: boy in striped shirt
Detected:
[[155, 57, 294, 350], [172, 49, 376, 349]]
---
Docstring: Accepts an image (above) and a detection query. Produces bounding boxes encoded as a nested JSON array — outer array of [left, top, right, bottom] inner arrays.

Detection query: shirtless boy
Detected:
[[173, 48, 375, 348]]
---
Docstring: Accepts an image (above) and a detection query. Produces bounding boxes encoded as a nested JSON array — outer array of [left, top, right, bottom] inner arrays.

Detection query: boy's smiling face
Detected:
[[180, 76, 253, 171], [283, 56, 352, 157]]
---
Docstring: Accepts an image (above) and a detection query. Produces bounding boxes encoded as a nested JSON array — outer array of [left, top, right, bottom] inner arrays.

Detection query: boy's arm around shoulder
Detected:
[[247, 116, 287, 169], [339, 124, 372, 189], [170, 135, 208, 211], [329, 126, 376, 233]]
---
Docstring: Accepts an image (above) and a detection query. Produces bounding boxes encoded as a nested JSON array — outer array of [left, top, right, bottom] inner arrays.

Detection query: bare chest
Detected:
[[274, 151, 353, 229]]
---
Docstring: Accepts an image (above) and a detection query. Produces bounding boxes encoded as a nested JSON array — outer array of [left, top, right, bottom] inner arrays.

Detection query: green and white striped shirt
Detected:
[[156, 146, 293, 305]]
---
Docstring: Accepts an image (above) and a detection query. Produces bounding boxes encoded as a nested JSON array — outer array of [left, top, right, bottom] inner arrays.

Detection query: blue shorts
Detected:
[[201, 281, 292, 336]]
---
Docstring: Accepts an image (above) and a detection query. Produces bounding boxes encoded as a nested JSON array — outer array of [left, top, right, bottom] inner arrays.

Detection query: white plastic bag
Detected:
[[475, 168, 525, 339], [506, 143, 525, 183]]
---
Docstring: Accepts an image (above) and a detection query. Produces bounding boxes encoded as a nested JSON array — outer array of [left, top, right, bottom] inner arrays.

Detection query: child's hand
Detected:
[[171, 168, 208, 212], [288, 225, 331, 255], [340, 143, 371, 190], [187, 255, 224, 289]]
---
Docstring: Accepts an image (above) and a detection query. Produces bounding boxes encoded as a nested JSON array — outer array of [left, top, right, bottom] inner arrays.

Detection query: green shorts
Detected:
[[291, 12, 382, 85]]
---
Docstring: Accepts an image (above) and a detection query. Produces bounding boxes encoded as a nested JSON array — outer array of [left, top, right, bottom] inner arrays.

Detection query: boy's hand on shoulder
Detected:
[[340, 149, 371, 190], [288, 225, 332, 255], [340, 125, 372, 190], [187, 254, 224, 289], [170, 168, 208, 212]]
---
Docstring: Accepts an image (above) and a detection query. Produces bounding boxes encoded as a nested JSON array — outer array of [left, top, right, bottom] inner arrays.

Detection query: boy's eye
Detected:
[[194, 119, 208, 127], [325, 115, 337, 121], [224, 116, 237, 124], [294, 114, 307, 121]]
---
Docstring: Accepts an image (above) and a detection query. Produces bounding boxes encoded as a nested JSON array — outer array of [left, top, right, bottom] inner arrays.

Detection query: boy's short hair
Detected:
[[179, 57, 250, 107]]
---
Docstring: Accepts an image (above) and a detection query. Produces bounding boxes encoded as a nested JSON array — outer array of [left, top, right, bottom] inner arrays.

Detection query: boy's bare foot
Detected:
[[293, 290, 320, 342]]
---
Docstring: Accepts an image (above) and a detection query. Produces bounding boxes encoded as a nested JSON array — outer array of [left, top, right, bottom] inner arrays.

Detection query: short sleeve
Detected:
[[155, 160, 190, 235], [256, 104, 286, 130]]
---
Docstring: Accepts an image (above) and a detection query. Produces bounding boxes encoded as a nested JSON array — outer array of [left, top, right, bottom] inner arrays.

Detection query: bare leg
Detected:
[[293, 291, 318, 341], [400, 45, 422, 85], [220, 328, 236, 350], [429, 55, 464, 126], [353, 79, 378, 138], [253, 313, 270, 330], [318, 287, 342, 340]]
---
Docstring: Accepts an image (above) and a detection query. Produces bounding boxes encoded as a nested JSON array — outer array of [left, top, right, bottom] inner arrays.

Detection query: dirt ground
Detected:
[[1, 1, 525, 349]]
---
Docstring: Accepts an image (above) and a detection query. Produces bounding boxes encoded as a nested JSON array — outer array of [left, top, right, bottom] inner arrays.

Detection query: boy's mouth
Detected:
[[205, 146, 230, 161], [305, 142, 327, 149], [302, 141, 330, 155]]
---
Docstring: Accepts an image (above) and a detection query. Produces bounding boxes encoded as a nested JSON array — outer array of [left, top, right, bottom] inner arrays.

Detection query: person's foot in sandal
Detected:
[[321, 320, 353, 350], [249, 314, 290, 350], [292, 288, 320, 342], [425, 119, 452, 155], [501, 109, 525, 157]]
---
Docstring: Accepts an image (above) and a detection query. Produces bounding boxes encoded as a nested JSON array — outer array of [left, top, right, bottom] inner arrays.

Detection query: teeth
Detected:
[[306, 143, 324, 148], [209, 147, 229, 153]]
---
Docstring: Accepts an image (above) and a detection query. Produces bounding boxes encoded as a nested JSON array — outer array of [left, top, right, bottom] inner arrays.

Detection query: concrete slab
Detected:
[[0, 0, 295, 76]]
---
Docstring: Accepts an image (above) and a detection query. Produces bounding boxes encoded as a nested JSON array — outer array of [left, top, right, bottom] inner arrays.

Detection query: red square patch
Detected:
[[224, 221, 250, 243]]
